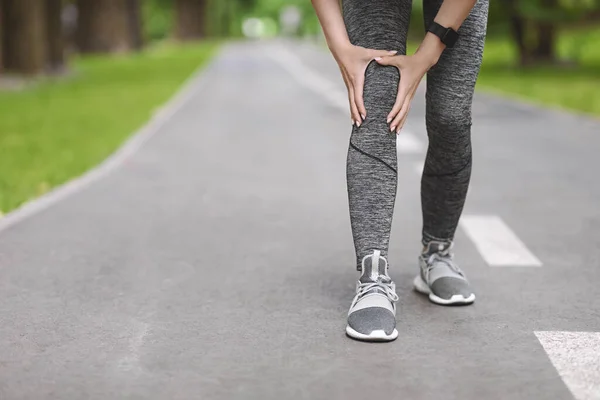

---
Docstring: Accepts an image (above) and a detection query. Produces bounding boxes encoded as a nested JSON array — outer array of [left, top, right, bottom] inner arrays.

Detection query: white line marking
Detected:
[[397, 133, 424, 154], [459, 215, 542, 266], [413, 162, 424, 175], [267, 43, 424, 152], [0, 50, 217, 235], [266, 44, 348, 111], [117, 321, 149, 375], [535, 331, 600, 400]]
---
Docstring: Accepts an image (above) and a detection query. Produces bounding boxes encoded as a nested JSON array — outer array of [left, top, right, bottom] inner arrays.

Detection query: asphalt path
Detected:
[[0, 40, 599, 400]]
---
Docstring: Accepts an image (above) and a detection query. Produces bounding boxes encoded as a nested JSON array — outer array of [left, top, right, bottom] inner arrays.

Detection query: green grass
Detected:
[[0, 41, 218, 213], [407, 26, 600, 116], [476, 27, 600, 115]]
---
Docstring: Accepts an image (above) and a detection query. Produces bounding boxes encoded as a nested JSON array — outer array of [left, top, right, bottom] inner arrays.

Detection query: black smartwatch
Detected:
[[427, 22, 459, 48]]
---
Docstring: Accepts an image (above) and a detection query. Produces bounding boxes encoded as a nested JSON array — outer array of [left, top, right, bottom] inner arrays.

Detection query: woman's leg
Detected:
[[420, 0, 488, 245], [343, 0, 412, 342], [414, 0, 489, 305], [342, 0, 412, 269]]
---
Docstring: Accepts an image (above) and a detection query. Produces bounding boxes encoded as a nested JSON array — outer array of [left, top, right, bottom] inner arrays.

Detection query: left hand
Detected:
[[375, 53, 434, 134]]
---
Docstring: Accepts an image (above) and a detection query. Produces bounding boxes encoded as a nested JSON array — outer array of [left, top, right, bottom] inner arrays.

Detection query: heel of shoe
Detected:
[[413, 274, 431, 295]]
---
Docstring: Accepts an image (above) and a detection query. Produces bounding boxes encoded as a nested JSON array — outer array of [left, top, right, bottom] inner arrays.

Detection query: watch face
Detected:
[[444, 29, 459, 47]]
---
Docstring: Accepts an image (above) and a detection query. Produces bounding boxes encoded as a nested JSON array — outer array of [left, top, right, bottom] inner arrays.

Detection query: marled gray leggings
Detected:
[[343, 0, 489, 267]]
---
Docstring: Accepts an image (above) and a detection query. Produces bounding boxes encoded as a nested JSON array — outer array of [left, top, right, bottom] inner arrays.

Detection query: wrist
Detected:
[[415, 32, 445, 68], [328, 38, 353, 59]]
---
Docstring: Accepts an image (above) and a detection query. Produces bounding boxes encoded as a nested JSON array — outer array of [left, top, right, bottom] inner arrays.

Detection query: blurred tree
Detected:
[[126, 0, 145, 50], [174, 0, 207, 40], [76, 0, 141, 53], [45, 0, 66, 72], [505, 0, 600, 65], [0, 0, 46, 75], [144, 0, 173, 41]]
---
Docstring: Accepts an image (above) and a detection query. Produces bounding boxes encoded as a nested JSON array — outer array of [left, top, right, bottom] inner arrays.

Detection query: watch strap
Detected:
[[427, 22, 459, 48]]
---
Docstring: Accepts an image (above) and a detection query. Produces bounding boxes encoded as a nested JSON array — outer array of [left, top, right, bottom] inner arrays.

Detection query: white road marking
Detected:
[[267, 43, 424, 154], [266, 44, 348, 112], [117, 320, 150, 375], [413, 162, 424, 175], [0, 49, 214, 234], [535, 331, 600, 400], [459, 215, 542, 266], [396, 132, 424, 154]]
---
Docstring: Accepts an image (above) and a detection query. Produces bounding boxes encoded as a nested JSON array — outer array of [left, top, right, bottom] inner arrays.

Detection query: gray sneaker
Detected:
[[413, 241, 475, 305], [346, 250, 399, 342]]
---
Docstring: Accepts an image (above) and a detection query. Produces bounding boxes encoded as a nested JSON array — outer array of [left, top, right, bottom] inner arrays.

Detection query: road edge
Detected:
[[0, 47, 222, 234]]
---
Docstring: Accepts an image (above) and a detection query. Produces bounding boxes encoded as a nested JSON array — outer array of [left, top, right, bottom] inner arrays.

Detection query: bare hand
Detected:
[[333, 44, 397, 126], [375, 53, 432, 134]]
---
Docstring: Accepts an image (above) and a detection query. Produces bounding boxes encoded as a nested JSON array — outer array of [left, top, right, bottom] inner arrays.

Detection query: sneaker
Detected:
[[413, 241, 475, 305], [346, 250, 399, 342]]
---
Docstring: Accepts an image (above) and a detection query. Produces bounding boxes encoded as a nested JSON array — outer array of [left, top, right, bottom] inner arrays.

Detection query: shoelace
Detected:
[[350, 277, 399, 310], [424, 247, 465, 283]]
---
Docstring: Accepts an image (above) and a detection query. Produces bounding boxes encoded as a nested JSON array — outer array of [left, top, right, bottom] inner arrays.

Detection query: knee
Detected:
[[424, 98, 473, 173], [425, 92, 473, 132]]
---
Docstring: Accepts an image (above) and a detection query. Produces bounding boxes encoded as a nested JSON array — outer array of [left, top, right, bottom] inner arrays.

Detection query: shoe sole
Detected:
[[413, 275, 476, 306], [345, 325, 398, 342]]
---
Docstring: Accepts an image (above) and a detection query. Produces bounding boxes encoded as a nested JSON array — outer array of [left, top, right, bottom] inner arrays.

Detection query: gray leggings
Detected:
[[343, 0, 489, 267]]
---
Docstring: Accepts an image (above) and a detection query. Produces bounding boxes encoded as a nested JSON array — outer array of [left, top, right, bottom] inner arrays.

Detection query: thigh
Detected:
[[423, 0, 489, 125], [342, 0, 411, 53], [343, 0, 412, 166]]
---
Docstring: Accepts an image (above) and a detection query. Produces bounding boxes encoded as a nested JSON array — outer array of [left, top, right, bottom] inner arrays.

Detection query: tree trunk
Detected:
[[174, 0, 207, 41], [0, 1, 4, 73], [533, 0, 557, 63], [125, 0, 144, 51], [534, 22, 556, 62], [76, 0, 131, 53], [507, 0, 531, 66], [45, 0, 65, 72], [0, 0, 46, 75]]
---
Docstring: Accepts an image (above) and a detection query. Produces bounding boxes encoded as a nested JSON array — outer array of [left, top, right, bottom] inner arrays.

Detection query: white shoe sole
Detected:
[[345, 325, 398, 342], [413, 275, 476, 305]]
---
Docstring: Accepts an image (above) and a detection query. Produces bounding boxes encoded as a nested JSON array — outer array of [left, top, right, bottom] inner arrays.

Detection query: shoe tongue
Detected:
[[360, 251, 388, 283], [423, 241, 450, 257]]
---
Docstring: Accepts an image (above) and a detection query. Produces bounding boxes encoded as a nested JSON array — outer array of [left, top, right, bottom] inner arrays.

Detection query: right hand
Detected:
[[332, 43, 397, 126]]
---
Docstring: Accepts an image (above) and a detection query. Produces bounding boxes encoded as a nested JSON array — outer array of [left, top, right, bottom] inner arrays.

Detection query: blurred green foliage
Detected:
[[144, 0, 174, 40]]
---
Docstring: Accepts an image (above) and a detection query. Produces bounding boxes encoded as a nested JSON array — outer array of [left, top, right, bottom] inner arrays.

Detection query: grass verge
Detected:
[[406, 26, 600, 116], [0, 41, 218, 213], [477, 27, 600, 116]]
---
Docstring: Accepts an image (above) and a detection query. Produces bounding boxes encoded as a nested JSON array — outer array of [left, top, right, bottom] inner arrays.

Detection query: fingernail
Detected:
[[361, 114, 366, 120], [389, 50, 398, 55], [390, 126, 395, 132], [357, 120, 361, 127], [386, 118, 391, 123], [351, 120, 355, 126], [375, 57, 382, 61]]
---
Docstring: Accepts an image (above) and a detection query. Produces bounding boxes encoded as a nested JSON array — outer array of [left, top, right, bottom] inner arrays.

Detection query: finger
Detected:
[[397, 90, 418, 132], [395, 103, 412, 134], [339, 69, 355, 124], [348, 83, 362, 126], [370, 49, 398, 59], [392, 101, 409, 133], [339, 67, 351, 91], [353, 71, 367, 120], [393, 90, 416, 133], [388, 84, 410, 129], [397, 106, 412, 133], [374, 54, 404, 66]]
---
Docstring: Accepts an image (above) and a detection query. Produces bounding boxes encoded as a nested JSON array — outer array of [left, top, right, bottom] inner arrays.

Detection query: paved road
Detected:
[[1, 40, 599, 400]]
